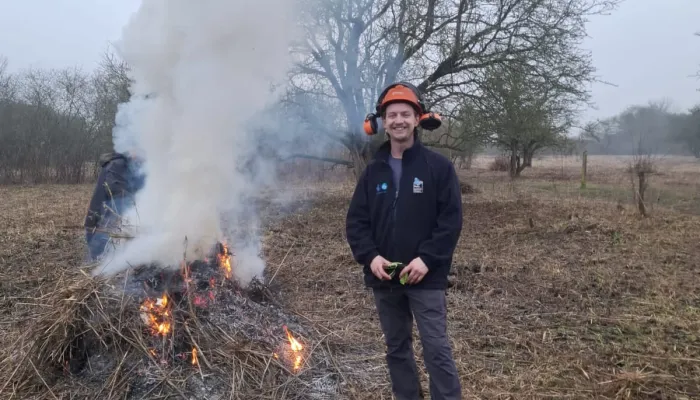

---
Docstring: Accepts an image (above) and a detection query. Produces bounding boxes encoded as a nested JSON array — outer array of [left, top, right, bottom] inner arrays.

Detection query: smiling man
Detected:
[[346, 82, 463, 399]]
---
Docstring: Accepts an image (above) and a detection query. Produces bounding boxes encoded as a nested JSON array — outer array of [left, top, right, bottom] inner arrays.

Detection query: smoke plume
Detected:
[[93, 0, 300, 286]]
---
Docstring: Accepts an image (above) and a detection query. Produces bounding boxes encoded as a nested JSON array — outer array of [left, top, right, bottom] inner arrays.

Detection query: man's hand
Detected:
[[399, 257, 429, 285], [370, 255, 393, 281]]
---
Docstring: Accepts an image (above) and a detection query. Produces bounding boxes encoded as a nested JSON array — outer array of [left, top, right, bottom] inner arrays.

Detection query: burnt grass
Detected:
[[1, 182, 700, 399]]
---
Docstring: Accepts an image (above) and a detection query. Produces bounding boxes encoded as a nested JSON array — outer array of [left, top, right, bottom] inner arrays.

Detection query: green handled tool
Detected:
[[383, 262, 409, 285]]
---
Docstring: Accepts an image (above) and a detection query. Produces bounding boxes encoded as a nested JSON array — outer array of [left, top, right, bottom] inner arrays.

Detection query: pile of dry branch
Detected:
[[0, 249, 339, 399]]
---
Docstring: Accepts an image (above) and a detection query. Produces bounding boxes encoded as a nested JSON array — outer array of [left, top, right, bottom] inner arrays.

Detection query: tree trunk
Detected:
[[580, 150, 588, 189], [637, 171, 647, 217], [346, 133, 375, 181], [509, 151, 518, 178], [522, 149, 534, 169], [514, 148, 534, 177], [464, 153, 474, 170], [450, 154, 459, 168], [350, 149, 369, 180], [463, 148, 475, 170]]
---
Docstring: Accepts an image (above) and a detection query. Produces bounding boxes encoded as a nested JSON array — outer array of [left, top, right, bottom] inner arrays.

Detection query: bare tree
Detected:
[[89, 51, 132, 164], [616, 103, 669, 217], [616, 101, 671, 155], [672, 105, 700, 158], [290, 0, 621, 177], [627, 151, 655, 217], [580, 118, 618, 153], [581, 100, 695, 156], [0, 51, 130, 184], [476, 62, 583, 177], [0, 56, 19, 101], [426, 102, 488, 169]]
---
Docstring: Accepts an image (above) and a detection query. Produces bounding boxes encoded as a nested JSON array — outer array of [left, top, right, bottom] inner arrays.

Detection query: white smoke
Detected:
[[93, 0, 300, 286]]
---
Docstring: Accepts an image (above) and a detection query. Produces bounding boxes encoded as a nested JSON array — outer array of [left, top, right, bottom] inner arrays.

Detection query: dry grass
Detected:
[[1, 155, 700, 399], [266, 187, 700, 399], [0, 259, 336, 399], [464, 154, 700, 215], [0, 186, 337, 399]]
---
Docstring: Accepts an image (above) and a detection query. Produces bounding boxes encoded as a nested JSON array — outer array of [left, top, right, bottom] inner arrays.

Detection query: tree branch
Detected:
[[285, 153, 354, 167]]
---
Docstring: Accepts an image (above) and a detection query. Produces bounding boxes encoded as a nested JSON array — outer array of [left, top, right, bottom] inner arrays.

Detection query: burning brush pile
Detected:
[[0, 243, 339, 399]]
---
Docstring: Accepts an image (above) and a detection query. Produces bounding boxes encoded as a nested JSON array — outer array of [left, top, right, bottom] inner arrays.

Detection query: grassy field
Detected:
[[0, 154, 699, 399], [465, 154, 700, 215]]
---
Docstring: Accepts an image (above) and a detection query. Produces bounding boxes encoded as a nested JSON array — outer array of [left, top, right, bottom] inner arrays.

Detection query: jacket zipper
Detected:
[[390, 160, 402, 257], [381, 159, 400, 260], [391, 187, 398, 246]]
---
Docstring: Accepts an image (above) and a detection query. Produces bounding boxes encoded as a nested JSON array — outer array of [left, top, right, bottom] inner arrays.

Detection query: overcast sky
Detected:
[[0, 0, 698, 123]]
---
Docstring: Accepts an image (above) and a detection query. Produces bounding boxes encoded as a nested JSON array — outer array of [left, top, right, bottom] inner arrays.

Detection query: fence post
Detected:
[[580, 150, 588, 189]]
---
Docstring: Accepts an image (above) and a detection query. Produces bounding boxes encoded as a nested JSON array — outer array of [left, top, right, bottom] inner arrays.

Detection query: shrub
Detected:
[[489, 155, 510, 172]]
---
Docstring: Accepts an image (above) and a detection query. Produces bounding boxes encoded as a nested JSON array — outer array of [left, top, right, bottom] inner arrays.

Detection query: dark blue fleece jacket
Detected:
[[345, 139, 463, 290], [84, 152, 145, 242]]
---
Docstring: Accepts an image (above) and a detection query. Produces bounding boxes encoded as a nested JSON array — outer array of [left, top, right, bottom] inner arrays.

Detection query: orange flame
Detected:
[[140, 293, 172, 336], [283, 325, 303, 371], [217, 243, 232, 279], [191, 347, 198, 366]]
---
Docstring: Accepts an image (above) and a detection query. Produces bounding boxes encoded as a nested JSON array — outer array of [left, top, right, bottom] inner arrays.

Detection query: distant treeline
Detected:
[[578, 102, 700, 157], [0, 54, 130, 184], [1, 50, 698, 185]]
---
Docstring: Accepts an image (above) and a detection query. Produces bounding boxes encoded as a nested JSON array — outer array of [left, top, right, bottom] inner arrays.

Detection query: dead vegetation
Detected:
[[0, 185, 339, 399], [488, 155, 511, 172], [266, 188, 700, 399], [1, 156, 700, 399], [464, 154, 700, 216], [0, 260, 342, 400], [626, 153, 657, 217]]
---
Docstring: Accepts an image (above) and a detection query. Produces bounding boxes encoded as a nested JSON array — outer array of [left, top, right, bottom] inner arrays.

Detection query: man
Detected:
[[84, 151, 145, 262], [346, 82, 463, 399]]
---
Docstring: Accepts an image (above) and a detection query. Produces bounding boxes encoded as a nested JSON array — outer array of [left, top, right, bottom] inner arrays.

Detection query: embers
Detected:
[[128, 243, 232, 366]]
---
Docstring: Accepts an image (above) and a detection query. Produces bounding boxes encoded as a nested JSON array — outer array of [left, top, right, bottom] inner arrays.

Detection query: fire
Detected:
[[140, 293, 172, 336], [283, 325, 303, 371], [284, 326, 303, 352], [217, 243, 232, 279], [191, 347, 198, 366]]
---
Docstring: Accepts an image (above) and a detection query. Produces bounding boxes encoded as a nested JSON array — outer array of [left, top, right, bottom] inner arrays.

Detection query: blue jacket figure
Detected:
[[84, 151, 145, 262], [346, 82, 463, 399]]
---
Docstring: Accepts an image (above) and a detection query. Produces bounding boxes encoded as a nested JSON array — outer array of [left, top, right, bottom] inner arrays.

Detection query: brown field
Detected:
[[467, 154, 700, 215], [0, 154, 699, 399]]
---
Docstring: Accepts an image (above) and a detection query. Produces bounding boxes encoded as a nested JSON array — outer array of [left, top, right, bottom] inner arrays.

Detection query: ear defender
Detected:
[[363, 82, 442, 135], [419, 112, 442, 131], [363, 113, 379, 135]]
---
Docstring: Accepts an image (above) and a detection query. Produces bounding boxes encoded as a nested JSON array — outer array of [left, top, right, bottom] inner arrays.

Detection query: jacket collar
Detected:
[[374, 135, 424, 163], [100, 152, 127, 167]]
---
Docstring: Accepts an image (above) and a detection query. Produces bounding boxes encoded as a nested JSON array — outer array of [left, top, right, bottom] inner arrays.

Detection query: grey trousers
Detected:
[[373, 288, 462, 400]]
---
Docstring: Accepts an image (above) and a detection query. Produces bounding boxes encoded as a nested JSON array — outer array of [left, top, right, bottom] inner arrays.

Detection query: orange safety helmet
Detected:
[[363, 81, 442, 135]]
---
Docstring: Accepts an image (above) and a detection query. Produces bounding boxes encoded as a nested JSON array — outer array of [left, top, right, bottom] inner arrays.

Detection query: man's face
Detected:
[[382, 102, 419, 143]]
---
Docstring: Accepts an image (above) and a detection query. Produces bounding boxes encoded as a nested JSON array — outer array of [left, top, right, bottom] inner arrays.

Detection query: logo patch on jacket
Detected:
[[413, 177, 423, 193], [376, 182, 388, 194]]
